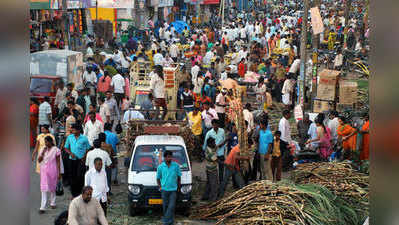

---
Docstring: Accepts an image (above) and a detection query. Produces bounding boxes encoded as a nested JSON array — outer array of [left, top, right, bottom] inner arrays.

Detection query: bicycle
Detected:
[[348, 59, 369, 78]]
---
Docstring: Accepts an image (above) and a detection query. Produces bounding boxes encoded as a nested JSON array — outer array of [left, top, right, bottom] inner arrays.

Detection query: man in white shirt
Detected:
[[289, 57, 301, 75], [85, 139, 112, 171], [278, 110, 292, 144], [327, 111, 340, 145], [201, 102, 219, 131], [227, 27, 235, 42], [110, 73, 125, 107], [215, 89, 227, 128], [84, 158, 110, 216], [150, 65, 167, 120], [169, 41, 179, 62], [281, 76, 294, 106], [38, 96, 52, 127], [159, 26, 165, 40], [243, 103, 254, 133], [203, 50, 214, 67], [280, 37, 290, 49], [98, 97, 111, 124], [67, 83, 79, 101], [170, 25, 176, 36], [164, 29, 172, 42], [237, 47, 248, 62], [153, 51, 164, 66], [84, 112, 104, 146], [230, 50, 240, 65], [240, 26, 247, 41], [54, 81, 67, 111], [123, 103, 145, 124], [191, 62, 200, 84]]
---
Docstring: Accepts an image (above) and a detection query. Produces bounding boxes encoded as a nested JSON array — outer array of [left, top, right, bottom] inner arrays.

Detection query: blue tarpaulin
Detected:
[[168, 20, 190, 34]]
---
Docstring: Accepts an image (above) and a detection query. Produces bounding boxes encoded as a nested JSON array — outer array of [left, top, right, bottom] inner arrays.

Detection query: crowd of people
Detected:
[[29, 0, 369, 224]]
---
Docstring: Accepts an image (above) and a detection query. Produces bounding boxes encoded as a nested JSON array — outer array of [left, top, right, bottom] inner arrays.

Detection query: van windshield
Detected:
[[30, 78, 55, 94], [131, 145, 189, 172]]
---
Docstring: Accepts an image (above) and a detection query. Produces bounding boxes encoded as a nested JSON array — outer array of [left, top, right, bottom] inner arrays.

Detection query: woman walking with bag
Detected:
[[38, 136, 61, 214]]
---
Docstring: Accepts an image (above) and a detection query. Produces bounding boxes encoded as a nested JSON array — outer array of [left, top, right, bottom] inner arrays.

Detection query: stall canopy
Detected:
[[30, 49, 84, 86]]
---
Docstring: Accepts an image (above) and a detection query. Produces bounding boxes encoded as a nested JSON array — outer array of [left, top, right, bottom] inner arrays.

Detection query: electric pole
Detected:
[[344, 0, 351, 26], [299, 0, 309, 109], [310, 0, 321, 111], [62, 0, 69, 49]]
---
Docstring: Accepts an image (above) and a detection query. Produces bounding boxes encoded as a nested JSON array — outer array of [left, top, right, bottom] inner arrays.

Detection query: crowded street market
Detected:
[[30, 0, 370, 224]]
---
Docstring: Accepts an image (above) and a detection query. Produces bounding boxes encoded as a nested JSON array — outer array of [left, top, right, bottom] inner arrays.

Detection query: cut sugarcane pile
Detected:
[[124, 121, 197, 160], [291, 162, 369, 218], [191, 180, 365, 225]]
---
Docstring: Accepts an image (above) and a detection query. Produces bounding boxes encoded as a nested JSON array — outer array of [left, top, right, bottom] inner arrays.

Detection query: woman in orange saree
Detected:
[[360, 114, 369, 160], [337, 116, 357, 159], [30, 98, 39, 148]]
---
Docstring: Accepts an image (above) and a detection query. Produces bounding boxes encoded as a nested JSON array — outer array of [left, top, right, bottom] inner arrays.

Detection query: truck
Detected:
[[129, 62, 185, 120], [126, 120, 192, 216]]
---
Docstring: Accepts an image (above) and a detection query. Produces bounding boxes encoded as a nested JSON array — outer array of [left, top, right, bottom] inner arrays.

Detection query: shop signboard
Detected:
[[158, 0, 173, 7], [30, 0, 50, 9], [67, 0, 82, 9], [98, 0, 134, 8], [190, 0, 204, 5], [151, 0, 159, 6], [203, 0, 219, 4]]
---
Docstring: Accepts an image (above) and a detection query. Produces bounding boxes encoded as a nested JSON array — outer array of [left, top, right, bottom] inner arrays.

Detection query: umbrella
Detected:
[[168, 20, 190, 34]]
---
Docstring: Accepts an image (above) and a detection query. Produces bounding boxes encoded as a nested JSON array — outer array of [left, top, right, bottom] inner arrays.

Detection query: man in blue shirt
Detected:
[[156, 150, 181, 225], [104, 123, 119, 185], [64, 124, 91, 197], [258, 119, 273, 180], [203, 119, 227, 184]]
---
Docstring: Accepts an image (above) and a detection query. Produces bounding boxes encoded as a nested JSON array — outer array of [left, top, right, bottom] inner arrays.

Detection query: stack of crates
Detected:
[[163, 66, 179, 120], [129, 60, 152, 100]]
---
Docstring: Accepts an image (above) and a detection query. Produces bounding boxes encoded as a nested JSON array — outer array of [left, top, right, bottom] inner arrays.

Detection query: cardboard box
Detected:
[[316, 84, 336, 101], [339, 81, 358, 104], [313, 100, 331, 113], [318, 69, 340, 86], [316, 69, 340, 101]]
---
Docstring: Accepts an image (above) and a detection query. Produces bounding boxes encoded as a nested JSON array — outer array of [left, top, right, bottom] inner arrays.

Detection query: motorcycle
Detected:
[[54, 120, 66, 149]]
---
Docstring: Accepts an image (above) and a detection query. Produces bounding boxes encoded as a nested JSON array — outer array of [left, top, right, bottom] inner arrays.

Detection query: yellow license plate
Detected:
[[148, 199, 163, 205]]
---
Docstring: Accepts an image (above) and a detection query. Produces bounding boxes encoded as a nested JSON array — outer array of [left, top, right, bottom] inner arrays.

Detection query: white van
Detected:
[[127, 135, 192, 216]]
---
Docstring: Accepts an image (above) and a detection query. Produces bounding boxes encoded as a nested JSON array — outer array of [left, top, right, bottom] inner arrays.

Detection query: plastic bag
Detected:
[[115, 123, 123, 134], [56, 180, 64, 196]]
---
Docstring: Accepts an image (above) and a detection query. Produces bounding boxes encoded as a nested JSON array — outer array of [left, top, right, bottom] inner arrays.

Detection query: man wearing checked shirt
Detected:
[[203, 119, 227, 184], [64, 124, 91, 197]]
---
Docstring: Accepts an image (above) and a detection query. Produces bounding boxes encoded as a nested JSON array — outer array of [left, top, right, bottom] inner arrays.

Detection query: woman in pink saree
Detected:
[[306, 118, 332, 161], [38, 136, 61, 214]]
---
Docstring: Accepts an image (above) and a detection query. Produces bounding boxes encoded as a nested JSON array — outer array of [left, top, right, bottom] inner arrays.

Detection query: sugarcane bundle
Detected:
[[191, 180, 363, 225], [227, 88, 250, 173], [291, 162, 369, 217], [179, 124, 199, 159]]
